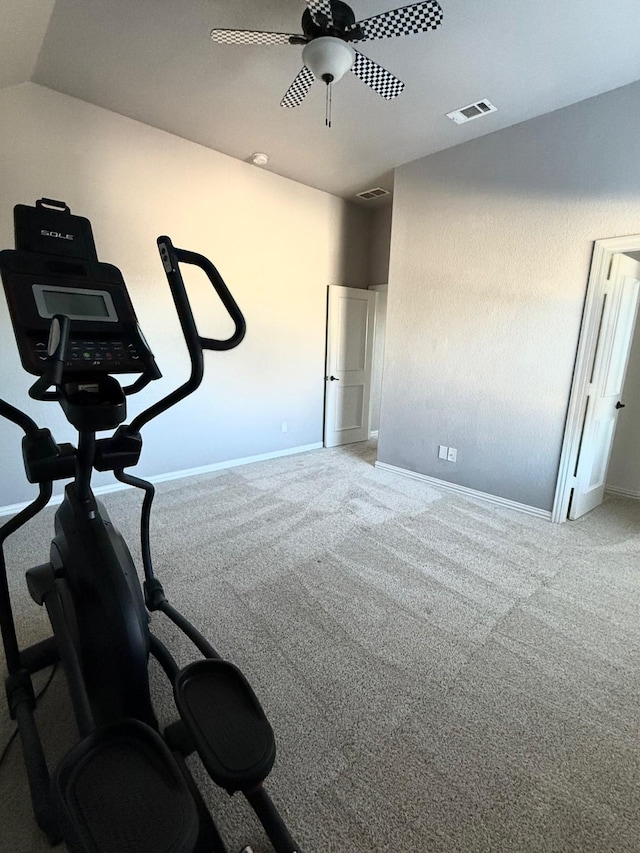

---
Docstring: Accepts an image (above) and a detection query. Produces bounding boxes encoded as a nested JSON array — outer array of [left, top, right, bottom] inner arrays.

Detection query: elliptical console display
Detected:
[[0, 198, 159, 379]]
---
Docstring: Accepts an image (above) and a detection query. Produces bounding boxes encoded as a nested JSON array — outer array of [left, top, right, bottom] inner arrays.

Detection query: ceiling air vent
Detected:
[[356, 187, 390, 201], [446, 99, 497, 125]]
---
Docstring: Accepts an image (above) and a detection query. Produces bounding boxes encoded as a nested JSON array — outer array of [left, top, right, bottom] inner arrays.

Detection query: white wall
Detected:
[[379, 80, 640, 511], [0, 83, 371, 507]]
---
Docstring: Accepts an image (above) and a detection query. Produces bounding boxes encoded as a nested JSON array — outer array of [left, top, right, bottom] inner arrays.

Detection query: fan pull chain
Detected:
[[324, 77, 333, 128]]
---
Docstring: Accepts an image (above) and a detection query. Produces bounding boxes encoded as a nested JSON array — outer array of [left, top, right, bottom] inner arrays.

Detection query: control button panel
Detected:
[[30, 336, 142, 372]]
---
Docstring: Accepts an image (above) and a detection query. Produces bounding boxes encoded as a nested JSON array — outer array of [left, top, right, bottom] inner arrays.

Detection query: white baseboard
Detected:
[[0, 442, 323, 518], [148, 442, 323, 485], [605, 486, 640, 500], [374, 462, 552, 521]]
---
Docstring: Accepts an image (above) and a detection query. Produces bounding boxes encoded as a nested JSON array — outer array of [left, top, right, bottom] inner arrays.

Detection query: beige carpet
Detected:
[[0, 441, 638, 852]]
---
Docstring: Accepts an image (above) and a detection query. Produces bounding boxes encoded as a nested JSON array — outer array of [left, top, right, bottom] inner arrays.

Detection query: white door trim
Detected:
[[552, 235, 640, 522], [368, 284, 388, 438]]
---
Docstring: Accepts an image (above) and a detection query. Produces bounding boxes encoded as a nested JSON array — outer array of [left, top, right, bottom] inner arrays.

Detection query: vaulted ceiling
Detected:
[[3, 0, 640, 200]]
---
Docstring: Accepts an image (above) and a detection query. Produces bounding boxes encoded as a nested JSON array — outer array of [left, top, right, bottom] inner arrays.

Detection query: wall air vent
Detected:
[[356, 187, 390, 200], [446, 99, 497, 125]]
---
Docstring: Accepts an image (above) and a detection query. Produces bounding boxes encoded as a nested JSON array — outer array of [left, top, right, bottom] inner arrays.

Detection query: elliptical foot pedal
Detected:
[[53, 720, 200, 853], [174, 659, 276, 793]]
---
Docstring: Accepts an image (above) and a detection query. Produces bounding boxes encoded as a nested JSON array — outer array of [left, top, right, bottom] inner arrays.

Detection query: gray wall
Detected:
[[0, 83, 371, 508], [379, 80, 640, 511], [369, 205, 393, 286]]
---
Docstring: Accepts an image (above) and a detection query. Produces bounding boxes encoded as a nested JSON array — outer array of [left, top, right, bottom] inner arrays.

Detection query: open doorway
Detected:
[[606, 292, 640, 500], [553, 236, 640, 522]]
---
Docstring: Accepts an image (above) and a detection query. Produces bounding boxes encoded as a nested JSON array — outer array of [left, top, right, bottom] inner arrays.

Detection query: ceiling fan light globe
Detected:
[[302, 37, 355, 84]]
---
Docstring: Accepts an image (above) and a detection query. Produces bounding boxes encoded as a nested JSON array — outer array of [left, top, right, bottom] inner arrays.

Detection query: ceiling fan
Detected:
[[210, 1, 444, 125]]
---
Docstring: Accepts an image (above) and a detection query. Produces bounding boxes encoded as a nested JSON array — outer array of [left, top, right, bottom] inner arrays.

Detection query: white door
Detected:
[[324, 285, 376, 448], [570, 254, 640, 519]]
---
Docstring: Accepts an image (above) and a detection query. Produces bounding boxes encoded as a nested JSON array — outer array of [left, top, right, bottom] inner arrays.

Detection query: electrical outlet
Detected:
[[447, 447, 457, 463], [438, 445, 448, 460]]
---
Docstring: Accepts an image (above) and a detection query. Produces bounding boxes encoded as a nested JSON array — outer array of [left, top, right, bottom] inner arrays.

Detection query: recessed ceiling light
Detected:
[[251, 152, 269, 166]]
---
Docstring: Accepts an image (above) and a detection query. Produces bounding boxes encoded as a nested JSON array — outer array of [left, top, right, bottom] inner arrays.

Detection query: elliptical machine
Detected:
[[0, 198, 302, 853]]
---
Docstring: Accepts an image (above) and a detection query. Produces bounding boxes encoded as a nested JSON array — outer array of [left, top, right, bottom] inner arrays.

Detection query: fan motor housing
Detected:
[[302, 1, 363, 41]]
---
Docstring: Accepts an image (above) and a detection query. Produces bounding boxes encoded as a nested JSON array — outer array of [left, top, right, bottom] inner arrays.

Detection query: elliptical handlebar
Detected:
[[0, 398, 40, 439], [127, 236, 246, 435], [28, 315, 71, 402], [158, 237, 246, 353]]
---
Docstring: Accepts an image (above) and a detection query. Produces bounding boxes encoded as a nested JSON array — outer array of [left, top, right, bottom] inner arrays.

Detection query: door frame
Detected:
[[368, 283, 388, 438], [552, 234, 640, 522], [323, 285, 377, 448]]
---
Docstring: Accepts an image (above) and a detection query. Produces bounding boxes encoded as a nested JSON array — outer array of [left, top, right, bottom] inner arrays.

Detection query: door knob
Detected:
[[616, 401, 626, 409], [328, 375, 339, 381]]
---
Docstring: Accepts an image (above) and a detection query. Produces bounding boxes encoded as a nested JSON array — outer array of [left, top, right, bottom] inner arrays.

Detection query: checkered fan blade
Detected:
[[305, 0, 334, 26], [280, 66, 316, 108], [351, 51, 404, 100], [210, 29, 300, 45], [347, 0, 443, 43]]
